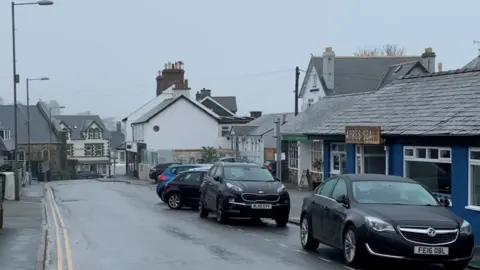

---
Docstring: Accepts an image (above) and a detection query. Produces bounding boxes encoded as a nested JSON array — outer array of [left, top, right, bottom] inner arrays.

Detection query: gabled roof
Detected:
[[247, 113, 295, 136], [282, 93, 371, 136], [211, 96, 237, 113], [110, 130, 125, 150], [132, 95, 220, 125], [54, 115, 111, 139], [299, 55, 421, 97], [376, 61, 429, 90], [304, 68, 480, 136], [200, 96, 235, 116], [463, 55, 480, 69]]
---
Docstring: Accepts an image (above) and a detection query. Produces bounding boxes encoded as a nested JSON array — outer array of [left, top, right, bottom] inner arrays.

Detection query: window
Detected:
[[17, 150, 25, 161], [331, 179, 347, 199], [307, 99, 314, 107], [153, 125, 159, 132], [330, 143, 346, 176], [42, 149, 50, 161], [119, 151, 125, 162], [317, 178, 338, 197], [404, 146, 452, 200], [224, 166, 274, 181], [66, 144, 74, 157], [214, 166, 223, 177], [183, 172, 203, 183], [0, 129, 11, 140], [356, 145, 386, 174], [88, 128, 101, 139], [468, 148, 480, 208], [176, 166, 195, 174], [312, 73, 317, 87], [288, 141, 298, 169], [208, 166, 217, 177], [221, 125, 230, 137], [85, 144, 104, 156], [310, 140, 323, 173]]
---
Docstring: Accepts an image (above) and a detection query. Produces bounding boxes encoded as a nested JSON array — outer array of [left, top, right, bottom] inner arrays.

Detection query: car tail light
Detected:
[[158, 174, 166, 182], [267, 166, 272, 171]]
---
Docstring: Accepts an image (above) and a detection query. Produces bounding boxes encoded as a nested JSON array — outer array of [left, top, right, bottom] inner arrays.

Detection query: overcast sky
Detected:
[[0, 0, 478, 120]]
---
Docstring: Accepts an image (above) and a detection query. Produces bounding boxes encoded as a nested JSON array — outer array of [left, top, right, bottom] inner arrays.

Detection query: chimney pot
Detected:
[[184, 79, 188, 88], [438, 62, 443, 72], [425, 47, 433, 53], [178, 61, 183, 70], [325, 47, 333, 53], [164, 63, 168, 69], [322, 47, 335, 90], [167, 61, 171, 68]]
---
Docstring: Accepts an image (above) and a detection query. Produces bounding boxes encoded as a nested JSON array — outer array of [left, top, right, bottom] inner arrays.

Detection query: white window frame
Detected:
[[403, 146, 452, 205], [310, 140, 323, 173], [467, 148, 480, 211], [330, 142, 346, 176], [355, 145, 387, 174], [288, 141, 298, 169]]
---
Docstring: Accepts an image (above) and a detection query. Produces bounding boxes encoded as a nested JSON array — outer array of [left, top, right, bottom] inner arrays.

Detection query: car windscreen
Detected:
[[223, 166, 275, 182], [352, 180, 439, 206]]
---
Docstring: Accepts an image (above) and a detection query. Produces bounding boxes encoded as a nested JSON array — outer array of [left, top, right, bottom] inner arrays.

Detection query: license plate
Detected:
[[414, 246, 449, 255], [251, 204, 272, 209]]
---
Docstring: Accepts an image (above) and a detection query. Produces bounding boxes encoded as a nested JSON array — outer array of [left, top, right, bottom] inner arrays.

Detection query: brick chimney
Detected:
[[421, 48, 436, 73], [156, 61, 186, 96], [198, 88, 211, 100], [250, 111, 262, 118], [323, 47, 335, 90]]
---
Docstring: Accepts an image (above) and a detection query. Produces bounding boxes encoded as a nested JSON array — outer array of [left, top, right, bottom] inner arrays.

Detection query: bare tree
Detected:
[[354, 44, 406, 57]]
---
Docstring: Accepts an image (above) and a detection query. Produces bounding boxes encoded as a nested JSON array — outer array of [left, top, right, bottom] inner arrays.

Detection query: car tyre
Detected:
[[198, 199, 209, 218], [275, 213, 289, 227], [343, 226, 363, 266], [300, 214, 319, 251], [443, 261, 470, 270], [166, 192, 183, 209], [216, 198, 228, 224]]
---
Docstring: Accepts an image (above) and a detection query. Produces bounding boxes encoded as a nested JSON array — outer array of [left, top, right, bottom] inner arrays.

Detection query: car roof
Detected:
[[169, 164, 209, 168], [217, 162, 262, 167], [341, 174, 416, 183], [187, 167, 211, 172]]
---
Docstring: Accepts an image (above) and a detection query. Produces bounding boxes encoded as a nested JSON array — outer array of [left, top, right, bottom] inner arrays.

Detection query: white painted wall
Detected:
[[136, 98, 220, 150], [301, 66, 326, 111]]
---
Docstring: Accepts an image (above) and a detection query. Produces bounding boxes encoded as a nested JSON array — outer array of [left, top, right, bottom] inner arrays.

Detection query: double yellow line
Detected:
[[46, 186, 74, 270]]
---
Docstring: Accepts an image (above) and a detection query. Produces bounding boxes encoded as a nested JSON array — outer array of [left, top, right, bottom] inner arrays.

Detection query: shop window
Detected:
[[468, 148, 480, 208], [288, 141, 298, 169], [310, 141, 323, 173], [330, 143, 346, 176], [404, 146, 452, 198], [356, 145, 386, 174]]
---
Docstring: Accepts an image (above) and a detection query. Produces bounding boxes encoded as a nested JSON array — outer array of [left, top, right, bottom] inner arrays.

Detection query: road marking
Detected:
[[295, 249, 308, 254], [47, 188, 63, 270], [318, 256, 331, 263], [248, 233, 257, 236], [226, 225, 233, 228], [237, 229, 244, 232], [278, 243, 288, 248], [263, 238, 271, 241], [49, 188, 75, 270]]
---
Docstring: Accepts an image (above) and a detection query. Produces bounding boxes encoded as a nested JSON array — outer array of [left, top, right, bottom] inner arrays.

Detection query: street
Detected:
[[44, 180, 444, 270]]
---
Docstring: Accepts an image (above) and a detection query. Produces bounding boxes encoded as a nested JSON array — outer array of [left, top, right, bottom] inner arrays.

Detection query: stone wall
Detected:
[[18, 143, 63, 171]]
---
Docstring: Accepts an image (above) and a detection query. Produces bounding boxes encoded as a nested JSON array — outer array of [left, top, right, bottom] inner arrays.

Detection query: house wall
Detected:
[[301, 66, 325, 111], [140, 98, 220, 150]]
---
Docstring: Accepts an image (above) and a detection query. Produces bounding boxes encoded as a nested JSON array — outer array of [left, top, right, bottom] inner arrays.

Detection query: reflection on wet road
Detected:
[[44, 180, 444, 270]]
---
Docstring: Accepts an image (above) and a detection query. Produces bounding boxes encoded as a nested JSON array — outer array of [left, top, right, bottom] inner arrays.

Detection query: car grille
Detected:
[[397, 226, 458, 245], [241, 193, 280, 202]]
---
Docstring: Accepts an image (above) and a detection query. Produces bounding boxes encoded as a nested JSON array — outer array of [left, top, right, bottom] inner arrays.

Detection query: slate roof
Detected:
[[299, 56, 421, 97], [247, 113, 295, 136], [376, 61, 429, 90], [55, 115, 111, 139], [0, 104, 60, 146], [463, 55, 480, 69], [304, 68, 480, 136], [212, 96, 237, 113], [282, 93, 371, 136], [200, 97, 235, 117], [231, 125, 257, 136], [110, 130, 125, 149]]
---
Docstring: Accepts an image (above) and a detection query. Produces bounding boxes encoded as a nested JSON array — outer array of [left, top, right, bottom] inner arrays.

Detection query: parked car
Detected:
[[198, 162, 290, 226], [156, 164, 210, 201], [149, 163, 180, 181], [162, 167, 210, 209], [215, 157, 251, 163], [77, 171, 103, 179], [299, 174, 474, 269]]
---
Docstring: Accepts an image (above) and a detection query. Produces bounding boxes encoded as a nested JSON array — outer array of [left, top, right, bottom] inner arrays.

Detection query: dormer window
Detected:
[[88, 128, 101, 139]]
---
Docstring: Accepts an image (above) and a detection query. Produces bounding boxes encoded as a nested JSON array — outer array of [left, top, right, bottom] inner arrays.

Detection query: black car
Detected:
[[299, 174, 474, 269], [198, 162, 290, 226], [162, 168, 209, 209], [149, 163, 179, 180], [77, 171, 103, 179]]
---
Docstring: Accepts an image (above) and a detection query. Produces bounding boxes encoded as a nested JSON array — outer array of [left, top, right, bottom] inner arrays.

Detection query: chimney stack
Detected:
[[250, 111, 262, 118], [116, 121, 121, 132], [438, 62, 443, 72], [156, 61, 186, 96], [282, 114, 287, 124], [199, 88, 211, 100], [195, 91, 201, 101], [322, 47, 335, 90], [421, 47, 436, 73]]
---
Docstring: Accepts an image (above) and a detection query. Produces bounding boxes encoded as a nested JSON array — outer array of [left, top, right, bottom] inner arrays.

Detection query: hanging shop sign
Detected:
[[345, 126, 382, 145]]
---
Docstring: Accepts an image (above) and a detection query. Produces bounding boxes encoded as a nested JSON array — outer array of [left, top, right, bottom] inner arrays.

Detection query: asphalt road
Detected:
[[43, 180, 445, 270]]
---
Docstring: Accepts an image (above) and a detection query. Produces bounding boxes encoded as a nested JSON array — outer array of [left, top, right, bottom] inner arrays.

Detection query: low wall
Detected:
[[138, 163, 153, 181]]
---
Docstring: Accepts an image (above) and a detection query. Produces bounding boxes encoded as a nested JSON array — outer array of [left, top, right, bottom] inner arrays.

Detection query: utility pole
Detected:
[[273, 118, 282, 181], [294, 66, 300, 116]]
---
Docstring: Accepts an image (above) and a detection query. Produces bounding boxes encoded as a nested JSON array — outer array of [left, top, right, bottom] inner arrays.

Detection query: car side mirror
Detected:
[[335, 194, 349, 206], [275, 177, 281, 182], [439, 197, 450, 207], [213, 176, 222, 182]]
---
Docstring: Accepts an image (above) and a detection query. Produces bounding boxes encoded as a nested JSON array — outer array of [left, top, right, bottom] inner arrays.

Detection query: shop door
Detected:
[[356, 145, 386, 174]]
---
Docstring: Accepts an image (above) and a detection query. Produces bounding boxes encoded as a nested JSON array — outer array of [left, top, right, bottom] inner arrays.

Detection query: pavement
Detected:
[[0, 181, 47, 270]]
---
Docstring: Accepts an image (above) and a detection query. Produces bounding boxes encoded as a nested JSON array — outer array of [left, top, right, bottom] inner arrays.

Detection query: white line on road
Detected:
[[237, 229, 244, 232], [263, 238, 271, 241], [295, 249, 308, 254], [248, 233, 257, 236], [318, 256, 331, 263], [278, 244, 288, 248]]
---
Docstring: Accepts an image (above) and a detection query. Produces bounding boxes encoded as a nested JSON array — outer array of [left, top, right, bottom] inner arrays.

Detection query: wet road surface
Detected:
[[44, 180, 444, 270]]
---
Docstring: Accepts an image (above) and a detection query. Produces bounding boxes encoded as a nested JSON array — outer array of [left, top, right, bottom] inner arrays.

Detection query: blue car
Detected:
[[156, 164, 209, 201]]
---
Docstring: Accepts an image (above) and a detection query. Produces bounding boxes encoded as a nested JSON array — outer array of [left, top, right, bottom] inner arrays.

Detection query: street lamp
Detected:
[[26, 77, 50, 185], [48, 105, 64, 182], [11, 0, 53, 199]]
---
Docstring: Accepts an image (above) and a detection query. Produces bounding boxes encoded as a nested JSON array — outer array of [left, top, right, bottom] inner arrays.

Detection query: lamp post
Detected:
[[12, 0, 53, 199], [26, 77, 49, 184], [48, 105, 64, 181]]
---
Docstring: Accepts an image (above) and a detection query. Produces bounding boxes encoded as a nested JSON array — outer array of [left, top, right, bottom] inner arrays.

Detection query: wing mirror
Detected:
[[335, 194, 350, 207], [213, 176, 222, 182], [275, 177, 281, 182], [439, 197, 451, 207]]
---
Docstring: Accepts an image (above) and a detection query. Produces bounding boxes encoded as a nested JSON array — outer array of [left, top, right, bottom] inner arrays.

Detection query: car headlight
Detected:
[[365, 216, 395, 232], [460, 220, 472, 235], [277, 184, 286, 193], [226, 182, 243, 192]]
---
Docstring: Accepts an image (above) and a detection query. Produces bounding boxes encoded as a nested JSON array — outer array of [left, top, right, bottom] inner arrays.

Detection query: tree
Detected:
[[354, 44, 406, 57], [199, 146, 217, 163]]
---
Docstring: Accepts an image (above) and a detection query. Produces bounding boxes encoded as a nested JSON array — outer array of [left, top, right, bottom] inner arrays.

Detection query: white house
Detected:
[[55, 115, 111, 174]]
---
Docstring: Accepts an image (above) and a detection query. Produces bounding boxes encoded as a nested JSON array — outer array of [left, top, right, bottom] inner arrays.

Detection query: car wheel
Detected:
[[300, 214, 319, 250], [198, 199, 208, 218], [343, 226, 362, 266], [166, 192, 183, 209], [216, 198, 228, 224], [275, 213, 289, 227], [443, 261, 469, 270]]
